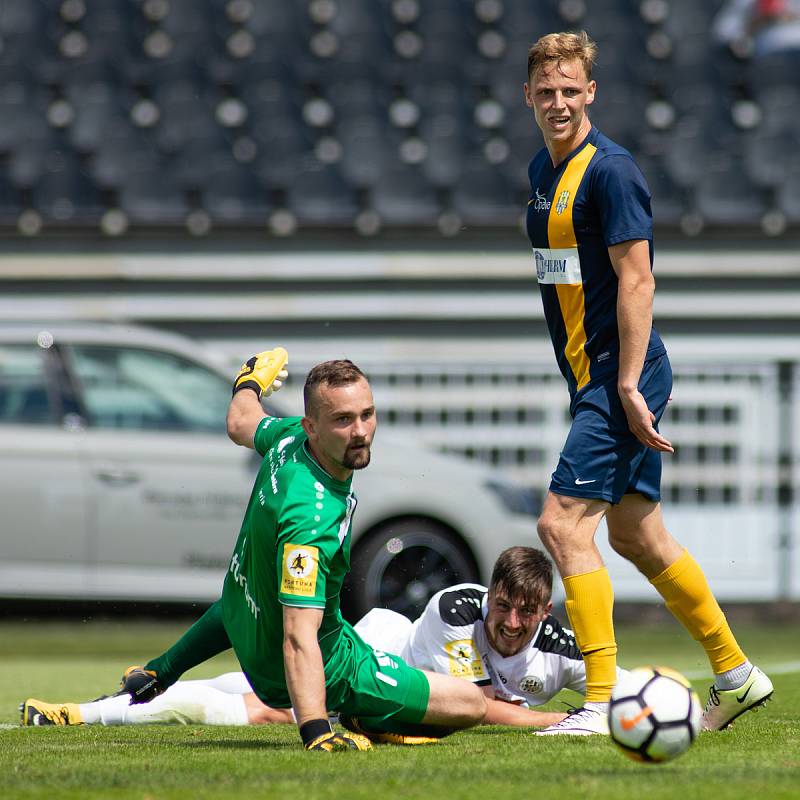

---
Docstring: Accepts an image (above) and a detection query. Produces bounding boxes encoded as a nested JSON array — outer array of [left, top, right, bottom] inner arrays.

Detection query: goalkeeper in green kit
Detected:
[[121, 349, 486, 751]]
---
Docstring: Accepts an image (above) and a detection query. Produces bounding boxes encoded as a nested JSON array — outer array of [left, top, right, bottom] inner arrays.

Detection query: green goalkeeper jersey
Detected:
[[221, 415, 357, 703]]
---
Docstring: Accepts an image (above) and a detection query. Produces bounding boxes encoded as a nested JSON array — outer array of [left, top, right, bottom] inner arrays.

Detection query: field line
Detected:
[[683, 660, 800, 679]]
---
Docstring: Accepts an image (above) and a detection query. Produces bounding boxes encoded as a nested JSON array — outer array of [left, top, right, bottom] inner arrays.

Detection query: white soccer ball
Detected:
[[609, 666, 701, 763]]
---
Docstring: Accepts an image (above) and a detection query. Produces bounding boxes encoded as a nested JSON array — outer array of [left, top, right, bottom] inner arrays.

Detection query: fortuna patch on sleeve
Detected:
[[281, 544, 319, 597], [444, 639, 487, 679]]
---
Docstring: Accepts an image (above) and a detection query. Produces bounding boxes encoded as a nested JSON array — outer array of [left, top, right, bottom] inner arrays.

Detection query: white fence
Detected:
[[207, 334, 799, 602]]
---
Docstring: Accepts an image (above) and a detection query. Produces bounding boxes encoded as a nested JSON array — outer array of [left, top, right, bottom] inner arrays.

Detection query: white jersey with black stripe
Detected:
[[390, 583, 590, 707]]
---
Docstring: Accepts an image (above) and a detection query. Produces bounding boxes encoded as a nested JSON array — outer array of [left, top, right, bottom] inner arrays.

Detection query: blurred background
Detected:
[[1, 0, 799, 621]]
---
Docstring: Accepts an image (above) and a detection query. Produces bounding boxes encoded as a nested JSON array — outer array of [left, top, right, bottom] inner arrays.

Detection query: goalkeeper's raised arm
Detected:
[[227, 347, 289, 448]]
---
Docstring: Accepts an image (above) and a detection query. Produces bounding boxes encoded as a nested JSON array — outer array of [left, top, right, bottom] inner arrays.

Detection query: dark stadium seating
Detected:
[[0, 0, 794, 237]]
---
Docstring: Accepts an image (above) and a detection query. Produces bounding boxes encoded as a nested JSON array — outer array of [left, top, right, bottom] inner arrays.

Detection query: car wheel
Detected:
[[343, 519, 479, 622]]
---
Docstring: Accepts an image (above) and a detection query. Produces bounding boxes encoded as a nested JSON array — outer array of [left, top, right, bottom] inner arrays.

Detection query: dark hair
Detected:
[[303, 359, 368, 416], [527, 30, 598, 80], [489, 546, 553, 610]]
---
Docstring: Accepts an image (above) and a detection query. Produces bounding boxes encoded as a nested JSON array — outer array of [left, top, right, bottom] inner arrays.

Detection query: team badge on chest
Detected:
[[518, 675, 545, 695], [555, 190, 570, 215]]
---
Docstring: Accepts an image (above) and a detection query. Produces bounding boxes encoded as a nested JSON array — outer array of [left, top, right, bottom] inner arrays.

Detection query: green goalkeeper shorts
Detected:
[[249, 620, 430, 724]]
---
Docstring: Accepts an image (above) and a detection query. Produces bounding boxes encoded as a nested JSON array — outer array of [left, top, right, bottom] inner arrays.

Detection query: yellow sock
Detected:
[[563, 568, 617, 703], [650, 549, 745, 674]]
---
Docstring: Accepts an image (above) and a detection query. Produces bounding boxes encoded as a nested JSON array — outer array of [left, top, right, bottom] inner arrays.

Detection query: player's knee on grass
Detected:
[[421, 671, 487, 728]]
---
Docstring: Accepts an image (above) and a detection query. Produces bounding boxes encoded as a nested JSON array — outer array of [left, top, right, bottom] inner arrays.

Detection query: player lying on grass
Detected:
[[23, 547, 610, 730], [19, 350, 489, 750]]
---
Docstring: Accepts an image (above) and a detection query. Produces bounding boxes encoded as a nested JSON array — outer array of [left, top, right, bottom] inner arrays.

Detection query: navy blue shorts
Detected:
[[550, 354, 673, 504]]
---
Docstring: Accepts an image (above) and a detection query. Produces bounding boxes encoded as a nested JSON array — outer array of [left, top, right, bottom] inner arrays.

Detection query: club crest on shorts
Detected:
[[555, 190, 570, 215], [281, 543, 319, 596]]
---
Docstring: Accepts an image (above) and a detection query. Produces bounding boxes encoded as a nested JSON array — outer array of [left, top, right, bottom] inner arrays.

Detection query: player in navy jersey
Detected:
[[522, 31, 772, 735]]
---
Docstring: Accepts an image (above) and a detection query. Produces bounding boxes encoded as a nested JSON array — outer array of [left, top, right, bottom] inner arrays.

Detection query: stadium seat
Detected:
[[0, 83, 47, 154], [370, 165, 443, 226], [117, 165, 190, 226], [31, 162, 105, 226], [0, 174, 21, 226], [451, 163, 526, 226], [88, 124, 161, 190], [777, 169, 800, 223], [636, 155, 686, 228], [66, 81, 130, 154], [201, 160, 272, 226], [152, 81, 221, 154], [287, 164, 359, 227], [694, 156, 770, 228], [0, 0, 793, 236]]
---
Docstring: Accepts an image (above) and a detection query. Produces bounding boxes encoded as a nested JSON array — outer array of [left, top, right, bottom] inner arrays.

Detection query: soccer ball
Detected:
[[609, 666, 701, 763]]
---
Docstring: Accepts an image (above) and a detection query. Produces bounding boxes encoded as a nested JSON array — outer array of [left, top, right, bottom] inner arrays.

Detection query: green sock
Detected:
[[144, 599, 231, 688]]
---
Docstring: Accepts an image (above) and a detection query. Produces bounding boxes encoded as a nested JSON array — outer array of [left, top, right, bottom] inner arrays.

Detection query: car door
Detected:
[[63, 342, 255, 601], [0, 340, 89, 597]]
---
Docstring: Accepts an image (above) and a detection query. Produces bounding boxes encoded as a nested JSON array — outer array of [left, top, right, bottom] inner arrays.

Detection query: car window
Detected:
[[0, 344, 55, 425], [68, 345, 231, 432]]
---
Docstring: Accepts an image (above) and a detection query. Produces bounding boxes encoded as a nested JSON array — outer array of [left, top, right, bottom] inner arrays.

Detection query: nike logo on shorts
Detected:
[[574, 478, 596, 485]]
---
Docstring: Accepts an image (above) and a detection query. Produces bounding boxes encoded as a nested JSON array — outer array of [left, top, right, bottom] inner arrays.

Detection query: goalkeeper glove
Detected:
[[305, 731, 372, 752], [232, 348, 289, 399], [300, 718, 372, 751], [120, 666, 164, 705]]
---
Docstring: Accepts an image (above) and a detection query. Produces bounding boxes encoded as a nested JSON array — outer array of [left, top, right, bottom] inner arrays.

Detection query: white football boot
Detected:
[[701, 665, 774, 731], [535, 706, 609, 736]]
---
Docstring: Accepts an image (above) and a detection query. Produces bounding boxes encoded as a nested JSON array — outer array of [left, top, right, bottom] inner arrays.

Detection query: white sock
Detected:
[[78, 695, 131, 726], [121, 684, 249, 726], [585, 701, 609, 714], [184, 672, 252, 695], [714, 660, 753, 691]]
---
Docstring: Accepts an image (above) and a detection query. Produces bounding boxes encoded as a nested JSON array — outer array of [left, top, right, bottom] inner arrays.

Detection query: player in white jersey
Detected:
[[353, 546, 615, 727], [23, 548, 592, 730]]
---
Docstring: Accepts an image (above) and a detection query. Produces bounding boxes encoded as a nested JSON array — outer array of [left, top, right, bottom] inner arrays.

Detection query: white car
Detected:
[[0, 322, 540, 619]]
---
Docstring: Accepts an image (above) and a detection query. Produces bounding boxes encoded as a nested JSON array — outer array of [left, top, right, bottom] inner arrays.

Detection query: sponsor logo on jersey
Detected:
[[277, 435, 295, 453], [229, 540, 260, 619], [281, 544, 319, 597], [532, 247, 582, 284], [529, 188, 551, 212], [444, 638, 486, 679], [555, 189, 570, 214], [518, 675, 545, 695]]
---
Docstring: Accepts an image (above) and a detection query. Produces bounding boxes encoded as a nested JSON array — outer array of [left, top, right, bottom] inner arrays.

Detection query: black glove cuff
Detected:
[[300, 718, 333, 746], [232, 380, 262, 398]]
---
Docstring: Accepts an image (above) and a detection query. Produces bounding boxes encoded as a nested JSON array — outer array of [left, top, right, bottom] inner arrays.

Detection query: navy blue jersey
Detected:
[[526, 127, 666, 397]]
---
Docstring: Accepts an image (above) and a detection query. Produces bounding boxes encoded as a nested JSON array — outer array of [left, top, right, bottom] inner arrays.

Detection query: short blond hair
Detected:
[[527, 30, 597, 80]]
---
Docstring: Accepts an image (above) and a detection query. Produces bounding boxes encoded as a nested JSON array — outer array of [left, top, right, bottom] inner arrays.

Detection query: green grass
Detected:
[[1, 619, 799, 800]]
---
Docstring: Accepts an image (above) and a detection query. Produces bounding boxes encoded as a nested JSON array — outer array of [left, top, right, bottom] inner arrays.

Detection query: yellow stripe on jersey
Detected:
[[547, 143, 597, 391]]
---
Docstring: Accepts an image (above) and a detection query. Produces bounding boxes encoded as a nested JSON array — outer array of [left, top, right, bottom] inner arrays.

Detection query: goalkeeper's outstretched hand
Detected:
[[120, 666, 164, 705], [305, 731, 373, 752], [232, 348, 289, 399]]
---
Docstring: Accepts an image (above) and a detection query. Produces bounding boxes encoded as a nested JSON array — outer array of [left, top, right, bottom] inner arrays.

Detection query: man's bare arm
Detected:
[[282, 605, 327, 726], [481, 688, 568, 727], [226, 389, 266, 449], [609, 239, 673, 453]]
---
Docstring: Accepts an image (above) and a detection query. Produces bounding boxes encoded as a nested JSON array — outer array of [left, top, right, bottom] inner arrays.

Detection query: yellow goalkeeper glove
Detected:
[[232, 347, 289, 399], [305, 731, 372, 752], [300, 718, 372, 751]]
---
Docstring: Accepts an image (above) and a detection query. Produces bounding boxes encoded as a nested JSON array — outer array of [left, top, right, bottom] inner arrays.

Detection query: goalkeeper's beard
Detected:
[[342, 443, 371, 471]]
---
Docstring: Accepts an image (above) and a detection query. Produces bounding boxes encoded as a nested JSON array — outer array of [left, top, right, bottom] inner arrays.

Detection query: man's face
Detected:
[[303, 378, 376, 480], [483, 589, 551, 658], [524, 58, 595, 153]]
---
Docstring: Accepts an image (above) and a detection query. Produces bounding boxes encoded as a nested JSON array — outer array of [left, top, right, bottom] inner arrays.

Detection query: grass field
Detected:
[[1, 618, 798, 800]]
